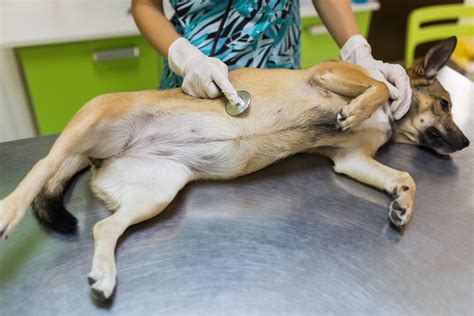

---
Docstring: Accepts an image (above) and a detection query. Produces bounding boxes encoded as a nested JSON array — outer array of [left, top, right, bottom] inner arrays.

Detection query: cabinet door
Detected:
[[18, 36, 161, 135], [301, 12, 372, 68]]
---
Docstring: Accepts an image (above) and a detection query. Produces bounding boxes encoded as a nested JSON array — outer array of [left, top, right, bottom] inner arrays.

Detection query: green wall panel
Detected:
[[18, 36, 161, 135]]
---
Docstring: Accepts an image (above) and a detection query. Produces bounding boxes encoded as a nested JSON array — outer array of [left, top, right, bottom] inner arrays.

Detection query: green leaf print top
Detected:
[[160, 0, 301, 89]]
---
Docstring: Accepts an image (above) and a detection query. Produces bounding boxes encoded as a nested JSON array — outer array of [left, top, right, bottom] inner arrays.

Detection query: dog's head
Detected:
[[393, 36, 470, 155]]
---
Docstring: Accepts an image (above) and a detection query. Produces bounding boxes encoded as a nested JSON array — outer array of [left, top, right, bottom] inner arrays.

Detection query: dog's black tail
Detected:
[[32, 155, 89, 234]]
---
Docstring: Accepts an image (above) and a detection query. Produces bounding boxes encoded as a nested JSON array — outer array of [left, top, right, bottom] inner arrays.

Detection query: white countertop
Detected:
[[0, 0, 379, 48]]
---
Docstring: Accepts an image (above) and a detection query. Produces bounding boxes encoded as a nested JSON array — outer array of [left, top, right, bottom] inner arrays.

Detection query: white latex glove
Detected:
[[340, 35, 412, 120], [168, 38, 240, 105]]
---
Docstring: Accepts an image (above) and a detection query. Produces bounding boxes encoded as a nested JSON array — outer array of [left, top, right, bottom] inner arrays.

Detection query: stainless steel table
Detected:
[[1, 68, 473, 315]]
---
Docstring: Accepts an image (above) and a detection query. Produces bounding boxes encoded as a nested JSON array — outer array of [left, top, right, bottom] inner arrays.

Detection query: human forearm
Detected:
[[131, 0, 179, 58], [312, 0, 360, 47], [313, 1, 412, 120], [132, 0, 238, 102]]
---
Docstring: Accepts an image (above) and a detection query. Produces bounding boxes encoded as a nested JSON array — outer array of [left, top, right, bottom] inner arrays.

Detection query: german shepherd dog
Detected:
[[0, 37, 469, 299]]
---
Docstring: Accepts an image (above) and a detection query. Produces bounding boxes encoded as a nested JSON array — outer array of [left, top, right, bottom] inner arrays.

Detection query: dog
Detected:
[[0, 37, 469, 299]]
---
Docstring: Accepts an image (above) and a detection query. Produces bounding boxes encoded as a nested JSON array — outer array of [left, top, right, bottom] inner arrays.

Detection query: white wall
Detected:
[[0, 48, 36, 142]]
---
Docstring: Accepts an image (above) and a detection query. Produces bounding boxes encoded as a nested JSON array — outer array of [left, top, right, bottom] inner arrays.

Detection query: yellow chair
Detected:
[[405, 4, 474, 67]]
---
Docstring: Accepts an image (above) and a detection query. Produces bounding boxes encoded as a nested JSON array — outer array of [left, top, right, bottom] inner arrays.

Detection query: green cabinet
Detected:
[[18, 36, 161, 135], [301, 11, 373, 68]]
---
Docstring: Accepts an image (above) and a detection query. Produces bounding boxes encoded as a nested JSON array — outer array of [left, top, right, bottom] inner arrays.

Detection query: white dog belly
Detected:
[[113, 111, 250, 179]]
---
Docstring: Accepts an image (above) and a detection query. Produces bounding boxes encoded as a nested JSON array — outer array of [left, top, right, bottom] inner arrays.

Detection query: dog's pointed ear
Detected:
[[418, 36, 457, 79]]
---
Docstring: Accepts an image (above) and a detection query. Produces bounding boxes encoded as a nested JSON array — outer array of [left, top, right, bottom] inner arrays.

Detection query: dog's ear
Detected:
[[418, 36, 457, 79]]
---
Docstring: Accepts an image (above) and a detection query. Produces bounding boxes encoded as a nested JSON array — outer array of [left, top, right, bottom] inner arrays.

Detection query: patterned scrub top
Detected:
[[160, 0, 301, 89]]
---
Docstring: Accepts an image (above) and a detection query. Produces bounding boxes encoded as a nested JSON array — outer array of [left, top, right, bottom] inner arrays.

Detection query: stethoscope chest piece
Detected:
[[226, 90, 251, 117]]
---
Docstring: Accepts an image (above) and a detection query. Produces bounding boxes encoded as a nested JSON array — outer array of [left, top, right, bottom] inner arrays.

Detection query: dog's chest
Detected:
[[353, 105, 392, 133], [342, 104, 394, 150]]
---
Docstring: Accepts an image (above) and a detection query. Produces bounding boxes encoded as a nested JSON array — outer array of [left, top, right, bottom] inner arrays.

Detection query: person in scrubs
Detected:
[[132, 0, 411, 119]]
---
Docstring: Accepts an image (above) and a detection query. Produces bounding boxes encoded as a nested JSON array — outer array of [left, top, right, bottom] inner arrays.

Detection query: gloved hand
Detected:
[[340, 35, 412, 120], [168, 38, 240, 105]]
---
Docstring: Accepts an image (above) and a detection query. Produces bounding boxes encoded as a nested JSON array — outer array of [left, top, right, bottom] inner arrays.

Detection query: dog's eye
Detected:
[[439, 98, 449, 112]]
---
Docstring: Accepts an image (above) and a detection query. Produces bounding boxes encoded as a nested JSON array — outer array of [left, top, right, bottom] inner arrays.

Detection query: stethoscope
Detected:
[[209, 0, 251, 117]]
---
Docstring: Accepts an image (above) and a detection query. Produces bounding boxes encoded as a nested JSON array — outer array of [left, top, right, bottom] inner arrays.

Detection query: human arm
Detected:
[[131, 0, 179, 58], [311, 0, 360, 47], [131, 0, 240, 103], [312, 0, 412, 119]]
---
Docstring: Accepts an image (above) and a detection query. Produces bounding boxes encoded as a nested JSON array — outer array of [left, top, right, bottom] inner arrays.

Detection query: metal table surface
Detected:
[[0, 68, 473, 315]]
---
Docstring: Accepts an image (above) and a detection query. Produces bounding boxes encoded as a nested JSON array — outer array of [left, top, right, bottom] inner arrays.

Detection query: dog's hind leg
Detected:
[[88, 158, 192, 300], [312, 61, 390, 131], [0, 95, 116, 239]]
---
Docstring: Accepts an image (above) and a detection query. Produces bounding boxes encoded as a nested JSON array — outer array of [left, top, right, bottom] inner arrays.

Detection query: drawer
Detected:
[[301, 11, 372, 68], [18, 36, 161, 135]]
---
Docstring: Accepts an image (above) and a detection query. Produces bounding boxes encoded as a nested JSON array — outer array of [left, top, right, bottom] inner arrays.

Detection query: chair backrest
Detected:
[[405, 4, 474, 67]]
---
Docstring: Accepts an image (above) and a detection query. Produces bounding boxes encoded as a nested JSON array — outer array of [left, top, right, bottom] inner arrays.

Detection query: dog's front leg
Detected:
[[330, 151, 416, 227], [312, 62, 389, 131]]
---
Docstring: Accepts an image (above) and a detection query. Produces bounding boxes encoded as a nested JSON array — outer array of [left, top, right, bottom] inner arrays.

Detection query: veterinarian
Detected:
[[132, 0, 412, 119]]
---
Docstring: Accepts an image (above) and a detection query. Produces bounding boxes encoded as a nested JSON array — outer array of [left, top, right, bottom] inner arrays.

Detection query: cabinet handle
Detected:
[[305, 25, 329, 36], [92, 46, 140, 62]]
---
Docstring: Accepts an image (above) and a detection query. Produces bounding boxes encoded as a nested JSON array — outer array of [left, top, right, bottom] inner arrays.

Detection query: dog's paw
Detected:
[[336, 108, 368, 131], [88, 271, 116, 300], [88, 260, 117, 300], [388, 199, 413, 228], [0, 199, 23, 240]]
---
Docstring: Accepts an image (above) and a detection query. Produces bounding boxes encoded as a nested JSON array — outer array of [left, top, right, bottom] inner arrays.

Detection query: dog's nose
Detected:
[[454, 134, 470, 151], [460, 135, 470, 149]]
